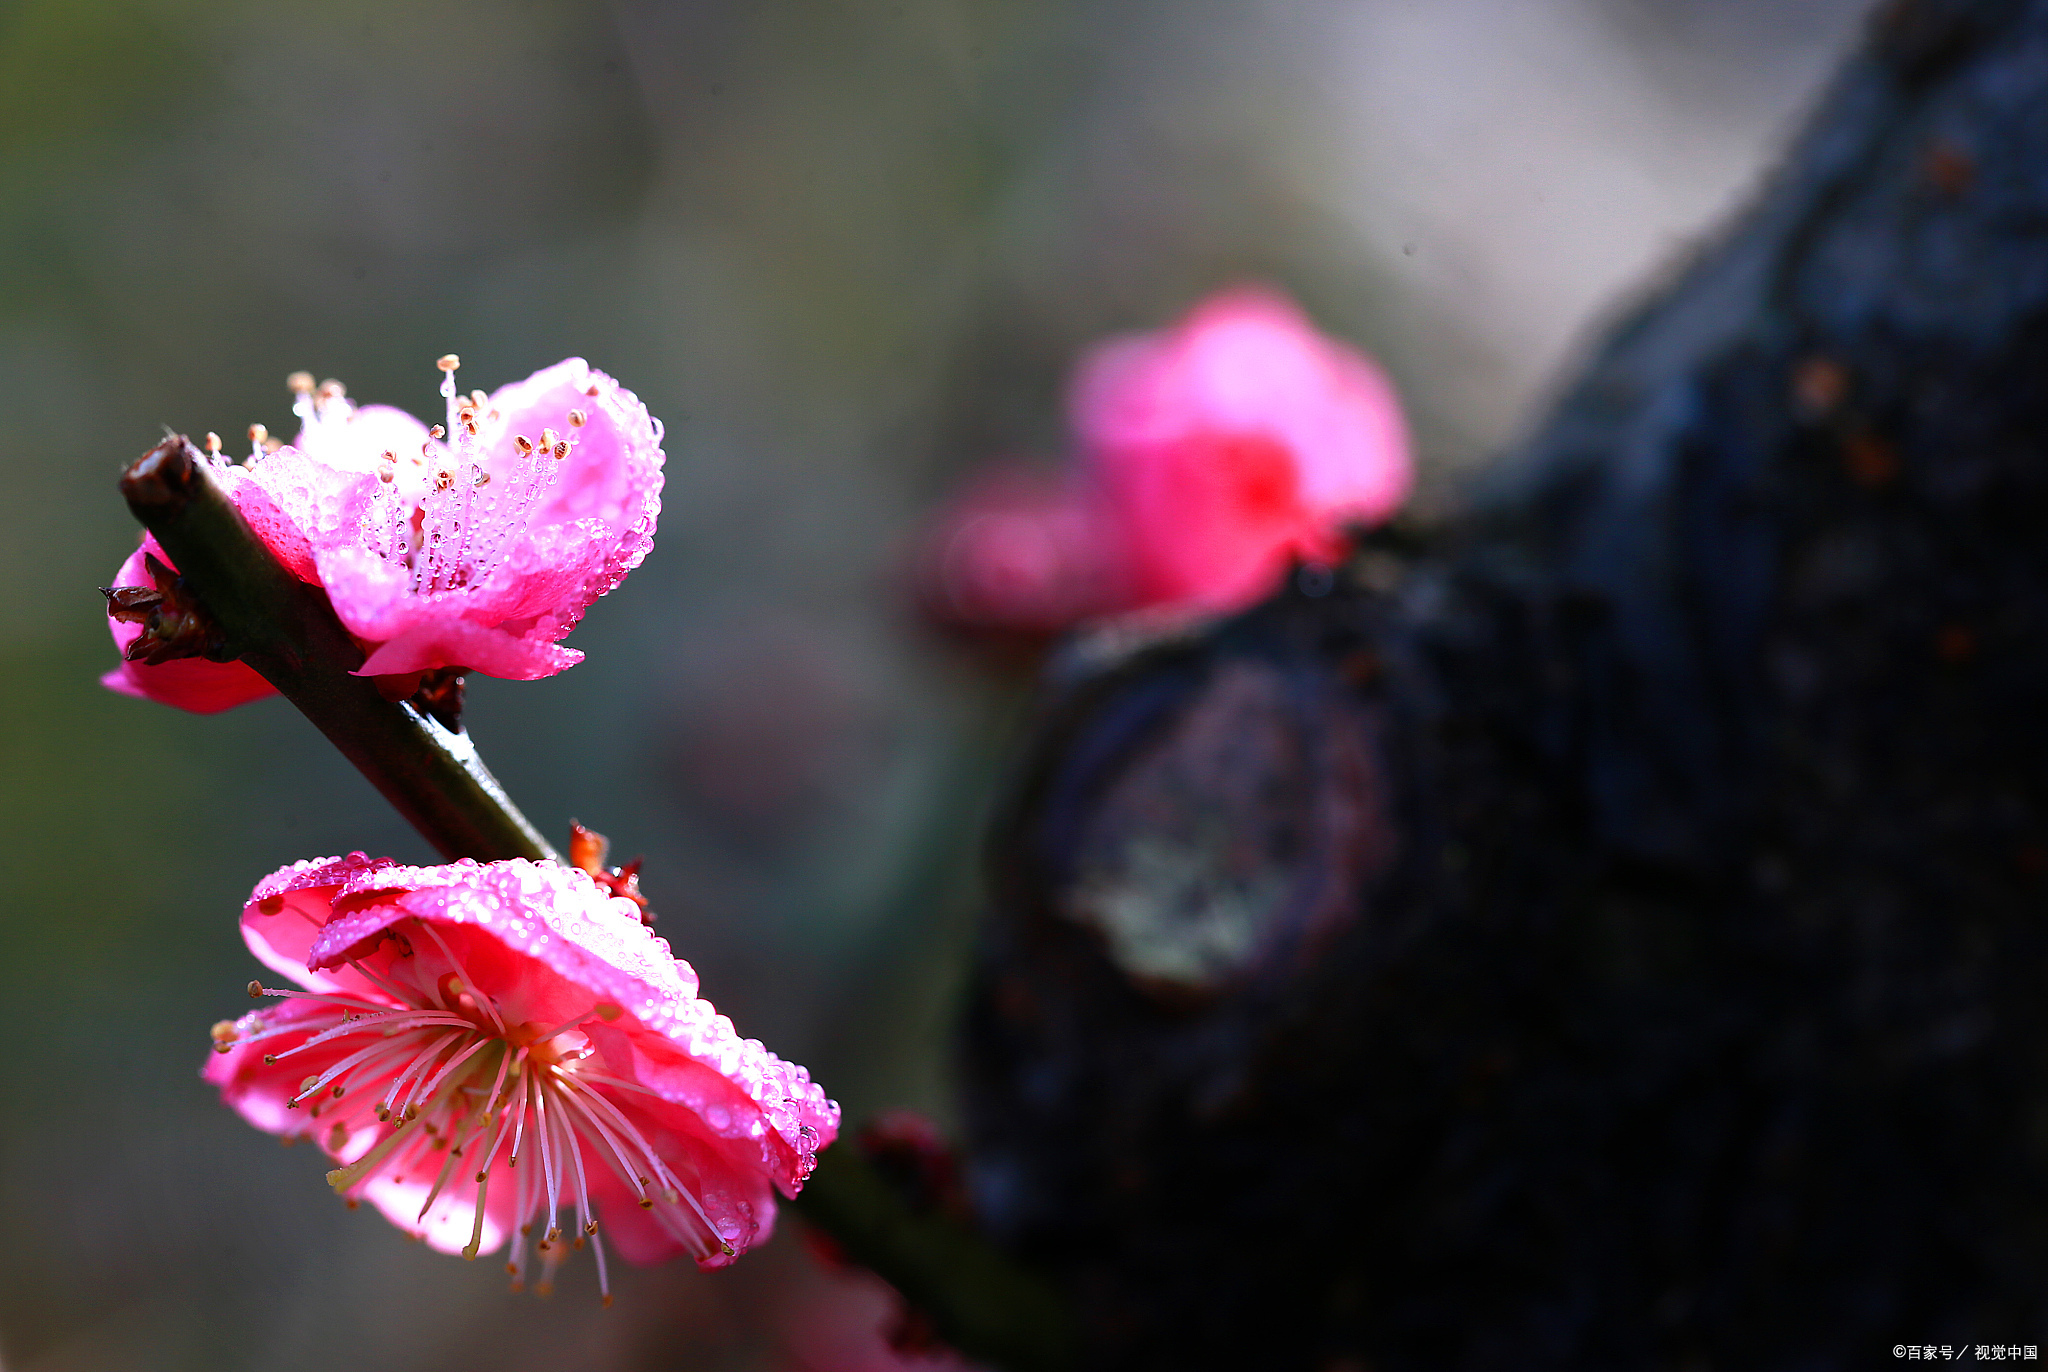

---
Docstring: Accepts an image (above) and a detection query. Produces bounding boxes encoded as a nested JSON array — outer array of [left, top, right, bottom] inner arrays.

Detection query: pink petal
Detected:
[[358, 1171, 517, 1257], [203, 993, 335, 1136], [354, 617, 585, 680], [294, 403, 437, 476], [240, 852, 402, 996], [307, 858, 700, 1017], [491, 358, 665, 537], [301, 360, 663, 679], [235, 442, 383, 583]]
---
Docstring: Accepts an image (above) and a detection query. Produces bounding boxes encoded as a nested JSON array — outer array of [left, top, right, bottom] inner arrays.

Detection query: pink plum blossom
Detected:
[[206, 853, 837, 1299], [918, 287, 1411, 632], [103, 356, 664, 710]]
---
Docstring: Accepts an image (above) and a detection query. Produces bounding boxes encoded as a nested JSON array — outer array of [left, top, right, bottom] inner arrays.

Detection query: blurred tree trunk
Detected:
[[960, 0, 2048, 1366]]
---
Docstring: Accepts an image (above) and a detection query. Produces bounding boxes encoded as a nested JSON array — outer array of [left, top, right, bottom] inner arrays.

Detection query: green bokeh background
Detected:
[[0, 1, 1868, 1366]]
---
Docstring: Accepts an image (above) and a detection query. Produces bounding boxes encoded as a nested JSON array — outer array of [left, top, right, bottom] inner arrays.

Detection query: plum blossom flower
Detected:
[[918, 287, 1411, 632], [103, 355, 664, 709], [205, 853, 837, 1300]]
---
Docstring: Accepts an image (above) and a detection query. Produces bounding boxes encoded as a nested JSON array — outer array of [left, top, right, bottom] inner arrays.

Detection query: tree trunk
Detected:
[[961, 1, 2048, 1365]]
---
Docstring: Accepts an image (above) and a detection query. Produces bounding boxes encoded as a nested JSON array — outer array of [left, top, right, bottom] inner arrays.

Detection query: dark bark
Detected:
[[961, 2, 2048, 1366]]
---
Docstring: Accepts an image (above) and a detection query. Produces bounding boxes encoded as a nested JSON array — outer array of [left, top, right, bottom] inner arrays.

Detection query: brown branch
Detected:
[[792, 1147, 1078, 1372]]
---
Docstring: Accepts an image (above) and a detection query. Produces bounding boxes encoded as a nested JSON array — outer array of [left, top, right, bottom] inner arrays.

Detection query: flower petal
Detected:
[[307, 858, 699, 1017], [240, 852, 402, 995], [354, 617, 584, 680]]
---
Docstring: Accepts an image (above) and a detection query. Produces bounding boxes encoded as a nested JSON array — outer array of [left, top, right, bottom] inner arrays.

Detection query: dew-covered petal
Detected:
[[233, 443, 383, 585], [487, 358, 664, 538], [353, 615, 585, 680], [240, 853, 402, 995], [305, 858, 700, 1016], [585, 1015, 839, 1199]]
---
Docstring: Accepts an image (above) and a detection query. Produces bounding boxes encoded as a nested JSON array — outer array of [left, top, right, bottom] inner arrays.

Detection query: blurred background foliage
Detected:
[[0, 0, 1871, 1367]]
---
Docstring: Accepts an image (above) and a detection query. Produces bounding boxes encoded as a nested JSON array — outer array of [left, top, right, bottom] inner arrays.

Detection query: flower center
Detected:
[[278, 357, 593, 600], [219, 915, 734, 1302]]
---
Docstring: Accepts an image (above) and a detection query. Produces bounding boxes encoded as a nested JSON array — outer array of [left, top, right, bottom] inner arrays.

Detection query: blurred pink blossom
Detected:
[[103, 356, 664, 709], [777, 1240, 981, 1372], [916, 466, 1125, 636], [919, 287, 1410, 633], [206, 853, 837, 1300]]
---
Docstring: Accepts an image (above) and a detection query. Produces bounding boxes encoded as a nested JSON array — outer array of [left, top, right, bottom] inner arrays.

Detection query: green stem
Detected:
[[117, 433, 1076, 1370], [119, 435, 556, 863]]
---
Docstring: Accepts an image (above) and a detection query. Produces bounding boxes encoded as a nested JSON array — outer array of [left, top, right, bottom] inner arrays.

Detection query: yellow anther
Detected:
[[249, 423, 268, 445], [204, 432, 222, 454], [247, 980, 264, 998], [568, 408, 587, 427], [428, 425, 446, 440], [437, 354, 460, 372], [287, 371, 315, 394], [514, 435, 534, 456]]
